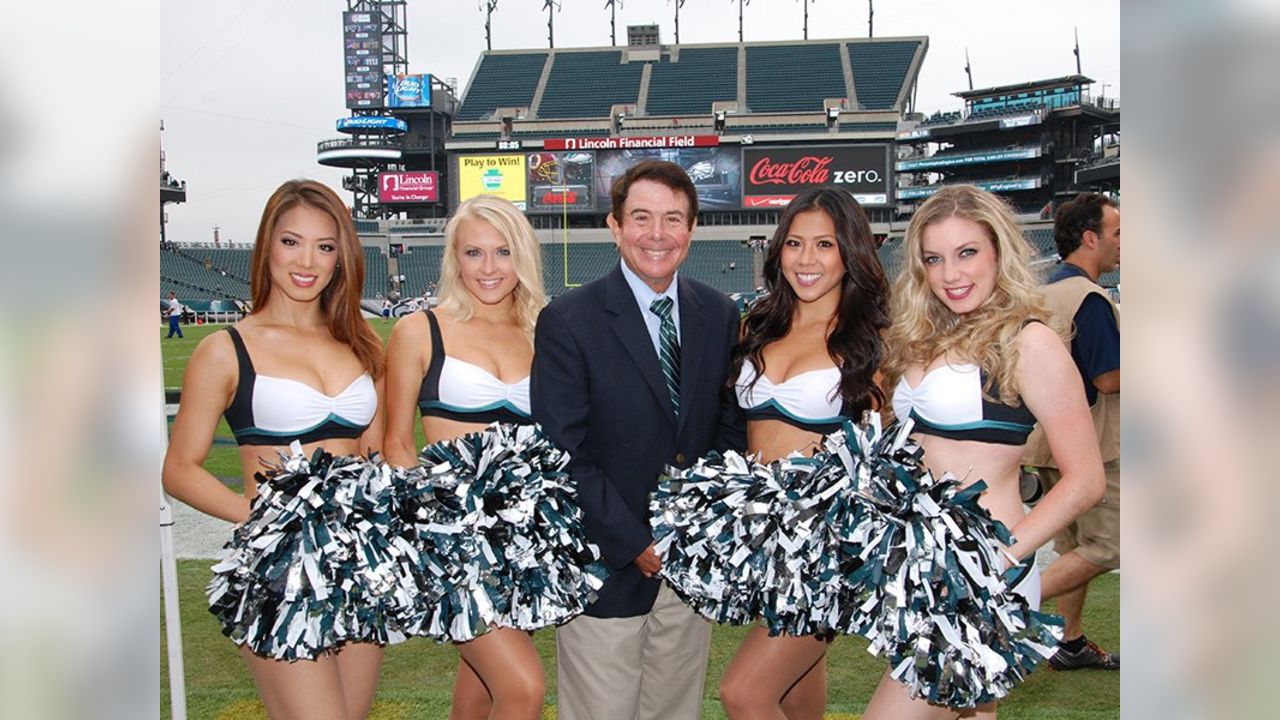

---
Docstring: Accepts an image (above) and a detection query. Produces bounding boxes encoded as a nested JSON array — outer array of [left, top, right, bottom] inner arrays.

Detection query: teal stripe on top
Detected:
[[233, 412, 364, 438]]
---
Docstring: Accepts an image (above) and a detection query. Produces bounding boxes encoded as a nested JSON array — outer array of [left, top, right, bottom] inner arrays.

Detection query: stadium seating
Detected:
[[745, 44, 844, 113], [837, 121, 899, 132], [160, 248, 251, 299], [449, 130, 502, 141], [537, 51, 646, 120], [877, 239, 906, 281], [397, 245, 444, 297], [683, 240, 755, 294], [1023, 228, 1057, 257], [538, 241, 753, 297], [645, 47, 738, 116], [363, 246, 388, 298], [456, 52, 549, 121], [847, 41, 919, 110], [540, 243, 618, 296], [727, 123, 828, 135]]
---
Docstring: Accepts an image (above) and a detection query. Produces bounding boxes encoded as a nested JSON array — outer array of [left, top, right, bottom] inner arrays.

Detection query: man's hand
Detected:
[[634, 542, 662, 578]]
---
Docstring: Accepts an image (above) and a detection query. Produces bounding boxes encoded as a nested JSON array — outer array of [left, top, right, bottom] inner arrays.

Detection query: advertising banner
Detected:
[[457, 154, 528, 209], [896, 147, 1039, 171], [543, 135, 720, 151], [897, 177, 1041, 200], [336, 116, 407, 133], [387, 74, 431, 108], [594, 146, 741, 211], [378, 171, 439, 203], [343, 11, 383, 109], [742, 144, 891, 207], [526, 151, 596, 213]]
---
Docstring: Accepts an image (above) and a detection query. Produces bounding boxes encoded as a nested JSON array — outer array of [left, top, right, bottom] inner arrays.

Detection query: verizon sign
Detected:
[[378, 171, 439, 203], [543, 135, 720, 151], [742, 145, 891, 207]]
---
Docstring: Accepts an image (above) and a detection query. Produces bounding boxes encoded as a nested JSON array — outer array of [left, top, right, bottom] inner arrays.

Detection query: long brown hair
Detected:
[[249, 179, 384, 378], [731, 188, 890, 415]]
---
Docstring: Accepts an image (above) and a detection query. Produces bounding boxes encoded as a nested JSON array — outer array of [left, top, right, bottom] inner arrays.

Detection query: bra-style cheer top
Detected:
[[417, 310, 532, 424], [223, 327, 377, 446], [892, 362, 1036, 446], [735, 361, 852, 434]]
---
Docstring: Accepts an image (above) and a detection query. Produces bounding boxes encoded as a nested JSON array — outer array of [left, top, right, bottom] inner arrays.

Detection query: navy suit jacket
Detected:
[[531, 263, 747, 618]]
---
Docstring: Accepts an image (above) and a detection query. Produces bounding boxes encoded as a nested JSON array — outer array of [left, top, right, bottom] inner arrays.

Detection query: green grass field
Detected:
[[161, 320, 1120, 719]]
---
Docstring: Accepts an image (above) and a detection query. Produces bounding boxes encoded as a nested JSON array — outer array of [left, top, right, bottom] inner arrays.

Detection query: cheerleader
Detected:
[[162, 180, 387, 719], [717, 188, 890, 719], [384, 195, 557, 720], [866, 184, 1105, 718]]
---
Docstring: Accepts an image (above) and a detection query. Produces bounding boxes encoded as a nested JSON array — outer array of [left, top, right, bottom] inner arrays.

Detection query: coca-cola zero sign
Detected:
[[742, 145, 889, 207]]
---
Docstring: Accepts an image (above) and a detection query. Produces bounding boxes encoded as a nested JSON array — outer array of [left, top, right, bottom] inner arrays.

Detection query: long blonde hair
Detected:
[[883, 185, 1048, 405], [436, 195, 546, 341], [249, 179, 384, 378]]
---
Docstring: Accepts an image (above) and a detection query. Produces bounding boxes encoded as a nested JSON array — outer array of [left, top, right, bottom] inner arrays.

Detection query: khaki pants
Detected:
[[1040, 459, 1121, 569], [555, 582, 712, 720]]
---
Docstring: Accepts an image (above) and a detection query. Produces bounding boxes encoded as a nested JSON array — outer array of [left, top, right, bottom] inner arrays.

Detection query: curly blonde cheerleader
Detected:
[[883, 184, 1050, 406]]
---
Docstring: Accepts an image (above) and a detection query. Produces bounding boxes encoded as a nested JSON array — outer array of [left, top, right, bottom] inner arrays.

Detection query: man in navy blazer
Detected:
[[532, 160, 746, 719]]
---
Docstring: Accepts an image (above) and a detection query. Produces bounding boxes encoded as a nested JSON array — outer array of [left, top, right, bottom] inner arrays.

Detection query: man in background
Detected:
[[1025, 192, 1121, 670], [165, 291, 184, 339]]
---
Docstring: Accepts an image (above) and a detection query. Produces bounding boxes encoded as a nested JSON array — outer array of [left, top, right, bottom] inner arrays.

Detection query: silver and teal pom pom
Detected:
[[403, 423, 608, 642], [839, 420, 1064, 707], [207, 442, 419, 661], [651, 429, 864, 637]]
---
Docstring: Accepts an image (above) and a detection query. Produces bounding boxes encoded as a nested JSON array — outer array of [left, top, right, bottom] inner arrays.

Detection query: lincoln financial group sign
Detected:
[[741, 145, 891, 207]]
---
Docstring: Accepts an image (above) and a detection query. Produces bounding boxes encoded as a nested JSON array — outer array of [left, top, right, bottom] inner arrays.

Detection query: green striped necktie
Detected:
[[649, 296, 680, 418]]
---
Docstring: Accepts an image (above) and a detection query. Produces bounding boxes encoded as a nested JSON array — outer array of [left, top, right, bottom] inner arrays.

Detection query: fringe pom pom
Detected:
[[838, 420, 1064, 708], [207, 444, 419, 661], [650, 432, 864, 637], [402, 423, 609, 642]]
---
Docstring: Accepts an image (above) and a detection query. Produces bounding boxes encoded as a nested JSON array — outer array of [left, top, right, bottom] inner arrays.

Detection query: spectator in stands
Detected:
[[717, 188, 890, 718], [164, 291, 184, 339], [1024, 192, 1121, 671], [162, 179, 386, 719], [531, 160, 746, 720], [383, 194, 549, 719], [869, 185, 1104, 718]]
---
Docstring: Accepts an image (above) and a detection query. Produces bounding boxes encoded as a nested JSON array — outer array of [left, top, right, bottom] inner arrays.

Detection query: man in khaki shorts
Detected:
[[1025, 192, 1120, 670]]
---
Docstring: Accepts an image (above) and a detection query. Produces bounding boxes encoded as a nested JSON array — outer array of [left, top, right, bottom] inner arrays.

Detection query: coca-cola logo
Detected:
[[749, 155, 834, 186]]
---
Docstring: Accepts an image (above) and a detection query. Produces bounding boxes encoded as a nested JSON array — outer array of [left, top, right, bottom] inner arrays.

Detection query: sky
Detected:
[[160, 0, 1119, 246]]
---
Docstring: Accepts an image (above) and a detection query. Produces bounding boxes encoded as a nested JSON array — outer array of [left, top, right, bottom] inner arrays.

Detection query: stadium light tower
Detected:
[[1074, 27, 1082, 74], [868, 0, 874, 38], [964, 47, 974, 90], [799, 0, 815, 41], [545, 0, 561, 48], [732, 0, 749, 43], [605, 0, 622, 47], [673, 0, 687, 44], [481, 0, 498, 50]]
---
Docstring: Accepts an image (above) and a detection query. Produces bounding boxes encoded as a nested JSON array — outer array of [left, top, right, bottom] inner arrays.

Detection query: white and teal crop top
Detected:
[[892, 362, 1036, 446], [416, 310, 532, 424], [223, 327, 377, 446], [734, 360, 853, 434]]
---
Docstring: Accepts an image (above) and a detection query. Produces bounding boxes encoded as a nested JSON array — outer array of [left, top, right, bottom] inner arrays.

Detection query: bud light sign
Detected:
[[741, 144, 891, 207], [378, 171, 439, 203], [388, 74, 431, 108]]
